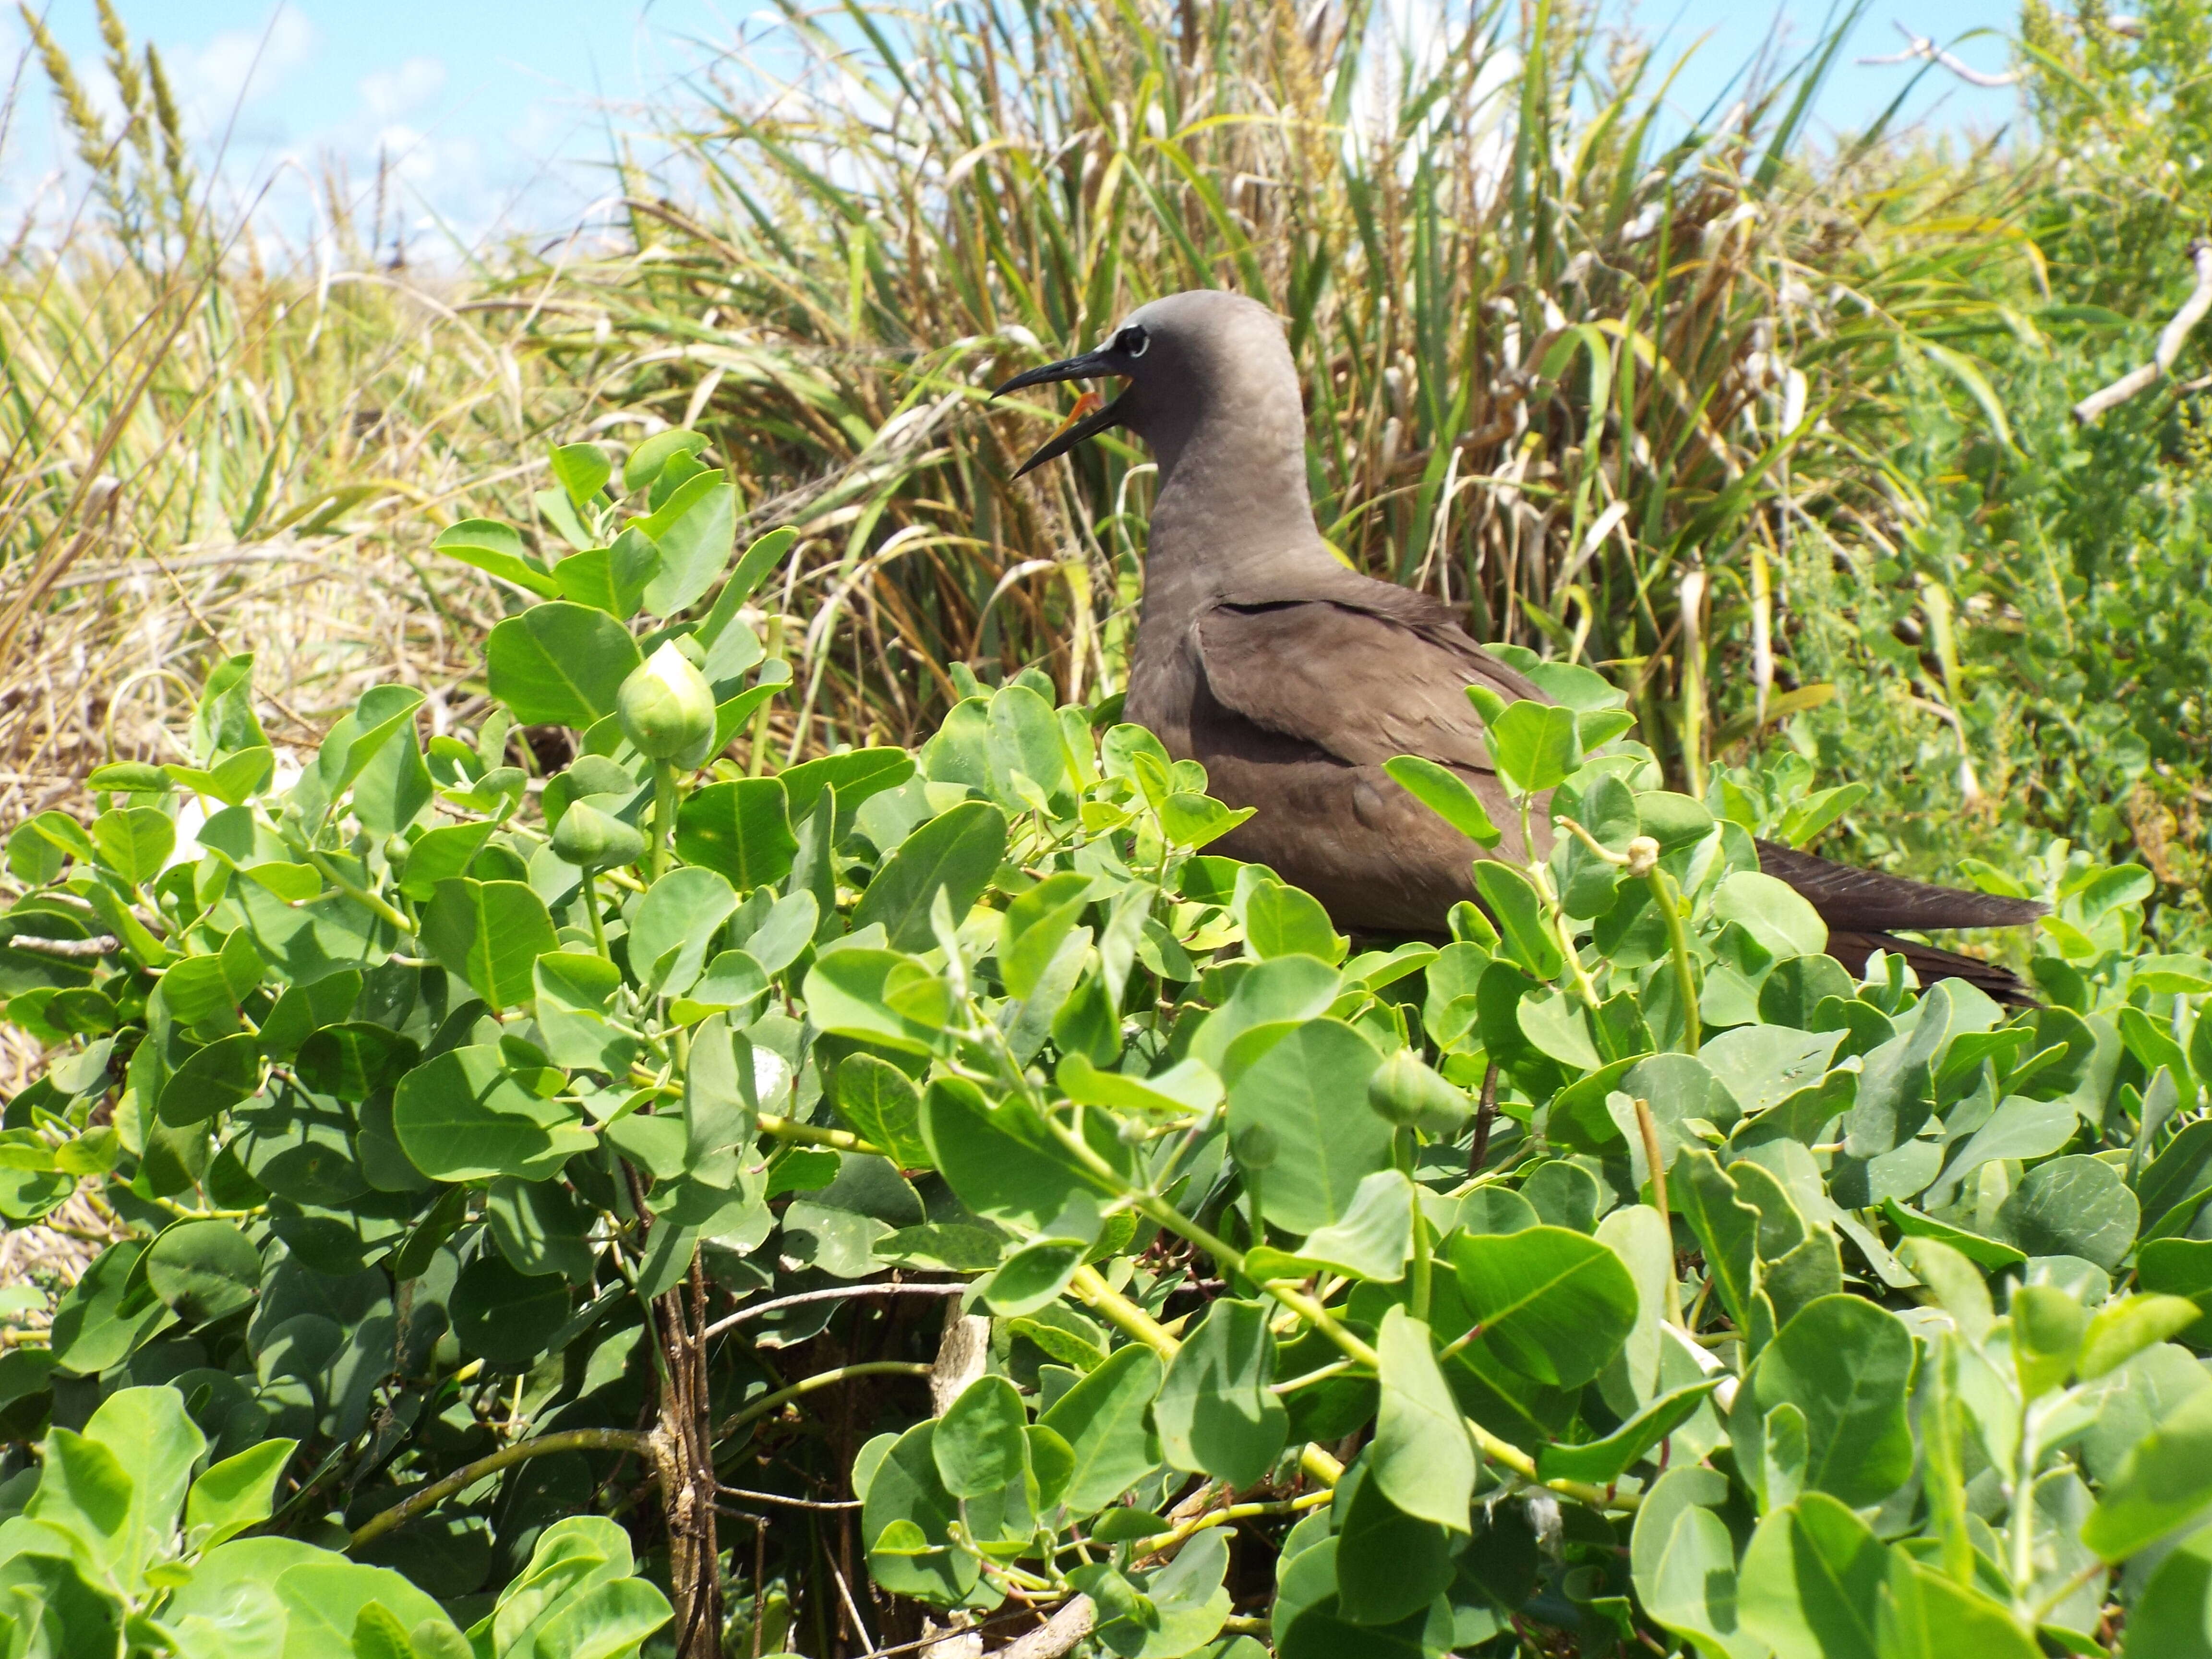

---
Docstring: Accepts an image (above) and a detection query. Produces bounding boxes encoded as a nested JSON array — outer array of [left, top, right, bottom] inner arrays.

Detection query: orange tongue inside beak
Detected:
[[1046, 389, 1106, 444]]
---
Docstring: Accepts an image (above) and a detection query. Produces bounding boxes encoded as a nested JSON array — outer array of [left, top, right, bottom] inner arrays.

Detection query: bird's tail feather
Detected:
[[1824, 928, 2035, 1007], [1755, 839, 2047, 932]]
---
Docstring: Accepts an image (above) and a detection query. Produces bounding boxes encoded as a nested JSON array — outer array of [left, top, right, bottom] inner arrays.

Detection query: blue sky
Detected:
[[1, 0, 2025, 255]]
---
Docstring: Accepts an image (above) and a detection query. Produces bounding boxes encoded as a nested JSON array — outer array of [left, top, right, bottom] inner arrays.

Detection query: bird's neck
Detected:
[[1144, 409, 1334, 590]]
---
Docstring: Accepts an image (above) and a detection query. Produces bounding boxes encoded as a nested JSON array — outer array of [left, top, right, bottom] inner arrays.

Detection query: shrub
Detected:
[[9, 431, 2212, 1655]]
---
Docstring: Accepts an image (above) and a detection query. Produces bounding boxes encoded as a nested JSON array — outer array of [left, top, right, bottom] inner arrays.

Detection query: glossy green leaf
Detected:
[[391, 1045, 594, 1181], [419, 878, 557, 1009], [1154, 1299, 1286, 1489], [1038, 1344, 1164, 1515], [676, 779, 796, 890], [1383, 755, 1502, 846], [1447, 1225, 1638, 1388], [850, 801, 1008, 951], [144, 1219, 260, 1323], [1225, 1018, 1391, 1233], [1370, 1307, 1475, 1531], [934, 1376, 1028, 1499], [485, 603, 641, 727]]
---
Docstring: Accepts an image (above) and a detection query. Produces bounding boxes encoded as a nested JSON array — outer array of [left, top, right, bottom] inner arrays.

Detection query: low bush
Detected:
[[7, 433, 2212, 1655]]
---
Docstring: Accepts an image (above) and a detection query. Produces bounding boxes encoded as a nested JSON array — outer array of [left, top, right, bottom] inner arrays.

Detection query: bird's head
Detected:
[[993, 290, 1299, 479]]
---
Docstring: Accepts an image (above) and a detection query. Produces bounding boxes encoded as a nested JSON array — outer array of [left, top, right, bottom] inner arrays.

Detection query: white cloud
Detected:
[[170, 5, 317, 124], [361, 57, 447, 123]]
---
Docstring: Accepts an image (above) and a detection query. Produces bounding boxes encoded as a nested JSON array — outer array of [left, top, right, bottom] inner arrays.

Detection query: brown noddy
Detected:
[[995, 289, 2043, 997]]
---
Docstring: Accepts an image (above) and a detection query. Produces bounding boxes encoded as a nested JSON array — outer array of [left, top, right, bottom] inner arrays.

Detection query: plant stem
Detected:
[[1648, 866, 1700, 1054], [305, 850, 411, 933], [755, 1112, 885, 1156], [349, 1428, 651, 1551], [652, 759, 679, 882], [584, 866, 610, 959], [711, 1360, 932, 1441], [1633, 1095, 1684, 1328]]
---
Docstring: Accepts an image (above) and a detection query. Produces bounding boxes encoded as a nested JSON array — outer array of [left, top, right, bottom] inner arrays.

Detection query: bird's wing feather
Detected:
[[1194, 596, 1530, 770], [1753, 840, 2046, 931]]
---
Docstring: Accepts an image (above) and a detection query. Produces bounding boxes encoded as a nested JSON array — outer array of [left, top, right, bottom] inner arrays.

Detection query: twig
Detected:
[[1858, 22, 2018, 87], [992, 1596, 1095, 1659], [701, 1279, 965, 1342], [717, 1486, 863, 1512], [348, 1428, 651, 1551], [2074, 241, 2212, 423], [4, 933, 119, 958]]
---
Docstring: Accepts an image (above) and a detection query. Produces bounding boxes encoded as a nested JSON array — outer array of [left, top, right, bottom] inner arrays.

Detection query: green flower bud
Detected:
[[552, 800, 648, 869], [1230, 1122, 1279, 1171], [617, 640, 717, 764], [383, 834, 411, 868], [1367, 1048, 1471, 1135]]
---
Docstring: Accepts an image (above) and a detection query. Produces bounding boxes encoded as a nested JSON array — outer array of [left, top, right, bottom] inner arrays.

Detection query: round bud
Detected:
[[1231, 1121, 1280, 1171], [383, 834, 411, 869], [1367, 1048, 1472, 1135], [617, 640, 717, 764], [552, 800, 648, 869], [1624, 834, 1661, 878]]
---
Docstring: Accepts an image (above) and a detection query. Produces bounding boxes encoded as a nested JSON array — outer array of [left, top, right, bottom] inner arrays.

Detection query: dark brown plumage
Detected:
[[997, 290, 2044, 997]]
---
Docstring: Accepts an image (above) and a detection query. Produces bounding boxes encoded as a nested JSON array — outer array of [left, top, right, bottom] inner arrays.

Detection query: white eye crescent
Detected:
[[1118, 325, 1150, 358]]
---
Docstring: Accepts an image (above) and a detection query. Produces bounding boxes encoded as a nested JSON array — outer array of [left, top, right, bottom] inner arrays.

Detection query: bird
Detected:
[[993, 289, 2044, 1000]]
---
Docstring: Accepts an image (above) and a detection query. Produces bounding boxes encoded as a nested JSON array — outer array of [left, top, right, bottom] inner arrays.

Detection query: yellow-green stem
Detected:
[[710, 1361, 931, 1442], [1649, 866, 1701, 1055], [350, 1429, 650, 1551], [651, 760, 680, 882]]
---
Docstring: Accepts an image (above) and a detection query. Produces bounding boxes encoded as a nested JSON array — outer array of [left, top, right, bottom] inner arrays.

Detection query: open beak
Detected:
[[994, 349, 1128, 476]]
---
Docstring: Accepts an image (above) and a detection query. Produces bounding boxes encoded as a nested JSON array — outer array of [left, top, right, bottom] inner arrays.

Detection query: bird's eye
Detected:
[[1117, 325, 1150, 358]]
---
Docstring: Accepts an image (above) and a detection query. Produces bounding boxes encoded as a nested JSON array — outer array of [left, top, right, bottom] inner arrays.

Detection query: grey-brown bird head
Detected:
[[994, 290, 1306, 487]]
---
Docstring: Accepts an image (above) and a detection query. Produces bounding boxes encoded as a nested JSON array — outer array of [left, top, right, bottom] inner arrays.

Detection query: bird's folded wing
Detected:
[[1194, 599, 1527, 770], [1754, 840, 2046, 931]]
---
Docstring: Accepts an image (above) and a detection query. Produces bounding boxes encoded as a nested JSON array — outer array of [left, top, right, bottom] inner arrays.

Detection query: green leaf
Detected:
[[553, 527, 660, 620], [1637, 791, 1716, 850], [1631, 1467, 1753, 1658], [551, 442, 612, 505], [1447, 1226, 1638, 1388], [419, 878, 557, 1009], [863, 1423, 977, 1603], [1157, 792, 1254, 850], [1038, 1344, 1164, 1515], [1992, 1154, 2139, 1270], [934, 1376, 1029, 1499], [91, 807, 173, 885], [1371, 1307, 1475, 1531], [1245, 1169, 1414, 1285], [778, 749, 915, 827], [2140, 1239, 2212, 1346], [1875, 1551, 2040, 1659], [1712, 871, 1827, 959], [525, 1576, 673, 1659], [2128, 1520, 2212, 1659], [531, 952, 637, 1075], [144, 1219, 260, 1323], [1737, 1492, 1886, 1659], [1384, 755, 1502, 846], [918, 1076, 1105, 1230], [56, 1384, 205, 1585], [1225, 1019, 1391, 1233], [2080, 1293, 2203, 1382], [1471, 862, 1563, 980], [1333, 1460, 1456, 1626], [392, 1045, 595, 1181], [629, 866, 739, 997], [1733, 1296, 1915, 1509], [185, 1438, 298, 1551], [485, 604, 641, 727], [433, 518, 561, 598], [676, 780, 797, 890], [708, 527, 800, 627], [1879, 1201, 2025, 1272], [1002, 872, 1094, 1001], [2084, 1387, 2212, 1560], [1488, 701, 1581, 794], [1240, 880, 1346, 964], [1154, 1299, 1287, 1489], [156, 1032, 262, 1126], [1536, 1378, 1724, 1485], [638, 472, 737, 615], [625, 429, 709, 493], [164, 745, 276, 807], [806, 948, 951, 1054], [829, 1054, 930, 1166], [850, 801, 1008, 952]]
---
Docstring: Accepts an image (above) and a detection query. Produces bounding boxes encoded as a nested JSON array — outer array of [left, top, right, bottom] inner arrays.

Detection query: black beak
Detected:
[[993, 350, 1128, 477]]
